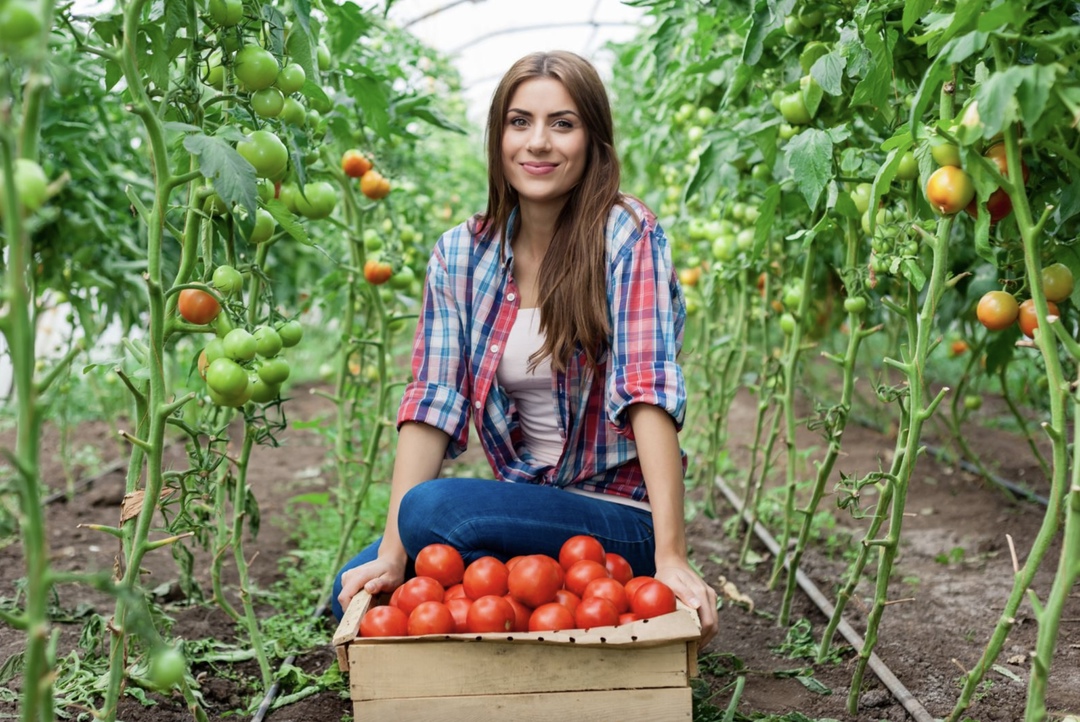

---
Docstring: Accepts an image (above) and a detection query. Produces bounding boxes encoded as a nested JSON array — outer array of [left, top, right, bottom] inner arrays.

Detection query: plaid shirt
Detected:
[[398, 197, 686, 502]]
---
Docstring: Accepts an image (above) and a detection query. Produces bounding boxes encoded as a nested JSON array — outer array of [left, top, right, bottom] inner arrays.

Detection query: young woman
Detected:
[[333, 50, 718, 643]]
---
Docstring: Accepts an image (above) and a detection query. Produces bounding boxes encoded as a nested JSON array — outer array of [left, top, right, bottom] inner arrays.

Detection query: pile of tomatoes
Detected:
[[359, 536, 678, 638]]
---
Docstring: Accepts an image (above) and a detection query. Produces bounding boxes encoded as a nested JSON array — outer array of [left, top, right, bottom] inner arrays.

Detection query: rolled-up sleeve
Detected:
[[606, 216, 686, 439], [398, 239, 471, 458]]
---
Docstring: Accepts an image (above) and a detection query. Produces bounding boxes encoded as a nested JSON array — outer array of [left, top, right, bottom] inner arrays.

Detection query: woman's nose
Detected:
[[526, 126, 551, 153]]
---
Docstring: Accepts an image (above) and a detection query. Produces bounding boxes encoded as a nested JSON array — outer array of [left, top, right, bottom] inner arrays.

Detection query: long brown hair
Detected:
[[481, 51, 623, 373]]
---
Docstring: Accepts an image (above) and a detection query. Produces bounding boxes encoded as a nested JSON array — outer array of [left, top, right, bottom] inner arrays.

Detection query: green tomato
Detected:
[[202, 50, 224, 89], [212, 265, 244, 297], [388, 263, 417, 291], [316, 41, 331, 71], [851, 183, 872, 215], [248, 375, 280, 403], [294, 181, 337, 220], [256, 179, 274, 203], [252, 325, 283, 357], [778, 123, 798, 141], [862, 207, 889, 236], [963, 395, 983, 411], [779, 312, 797, 335], [237, 130, 288, 179], [799, 41, 830, 74], [251, 87, 284, 118], [279, 96, 306, 126], [223, 328, 257, 362], [843, 296, 867, 314], [147, 648, 186, 690], [783, 283, 804, 310], [797, 7, 824, 27], [0, 2, 43, 43], [1041, 262, 1074, 303], [783, 15, 806, 36], [208, 0, 243, 26], [203, 192, 228, 216], [363, 228, 383, 253], [234, 45, 279, 91], [203, 338, 226, 365], [275, 64, 306, 95], [206, 357, 249, 397], [931, 141, 961, 168], [896, 151, 918, 182], [277, 319, 303, 347], [258, 357, 291, 384], [278, 183, 299, 213], [780, 92, 811, 125], [0, 158, 48, 218], [248, 208, 275, 244]]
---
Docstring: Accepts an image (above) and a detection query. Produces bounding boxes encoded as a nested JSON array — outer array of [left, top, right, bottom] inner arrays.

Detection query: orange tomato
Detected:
[[1018, 298, 1059, 339], [360, 170, 391, 200], [926, 166, 975, 215], [976, 291, 1019, 331], [341, 149, 373, 178]]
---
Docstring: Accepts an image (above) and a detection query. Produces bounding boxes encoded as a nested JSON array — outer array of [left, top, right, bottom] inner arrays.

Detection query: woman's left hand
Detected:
[[653, 562, 719, 646]]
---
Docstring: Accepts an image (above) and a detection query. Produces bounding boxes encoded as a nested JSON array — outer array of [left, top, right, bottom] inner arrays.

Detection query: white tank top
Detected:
[[496, 307, 565, 466]]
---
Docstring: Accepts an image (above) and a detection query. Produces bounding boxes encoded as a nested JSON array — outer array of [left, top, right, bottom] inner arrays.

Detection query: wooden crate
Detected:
[[332, 590, 702, 721]]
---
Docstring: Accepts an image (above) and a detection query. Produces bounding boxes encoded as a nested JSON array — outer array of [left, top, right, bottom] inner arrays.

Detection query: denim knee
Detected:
[[397, 478, 458, 555]]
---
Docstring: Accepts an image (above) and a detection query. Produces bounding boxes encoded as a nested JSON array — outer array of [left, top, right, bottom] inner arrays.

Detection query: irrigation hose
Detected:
[[250, 595, 332, 722], [711, 474, 936, 722]]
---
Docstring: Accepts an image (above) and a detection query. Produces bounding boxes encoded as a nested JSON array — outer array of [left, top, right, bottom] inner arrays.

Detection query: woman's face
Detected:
[[501, 77, 588, 208]]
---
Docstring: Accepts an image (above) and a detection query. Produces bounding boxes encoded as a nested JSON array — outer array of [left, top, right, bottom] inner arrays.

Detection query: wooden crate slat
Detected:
[[348, 639, 691, 701], [353, 686, 692, 721]]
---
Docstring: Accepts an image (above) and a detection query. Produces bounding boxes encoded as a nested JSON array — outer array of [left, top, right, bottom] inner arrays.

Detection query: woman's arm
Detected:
[[628, 403, 718, 645], [336, 421, 450, 611]]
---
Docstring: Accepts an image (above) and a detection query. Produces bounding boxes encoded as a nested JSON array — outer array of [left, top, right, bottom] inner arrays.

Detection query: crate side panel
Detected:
[[348, 640, 690, 701], [353, 686, 692, 721]]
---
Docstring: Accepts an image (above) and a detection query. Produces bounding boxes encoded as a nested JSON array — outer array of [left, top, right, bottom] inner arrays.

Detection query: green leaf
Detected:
[[163, 0, 186, 46], [345, 75, 390, 139], [182, 133, 257, 221], [741, 0, 796, 66], [972, 210, 996, 265], [1015, 64, 1058, 130], [810, 52, 845, 96], [796, 674, 832, 695], [900, 258, 927, 291], [974, 67, 1025, 139], [265, 199, 311, 245], [290, 0, 313, 39], [753, 184, 782, 258], [289, 492, 330, 506], [785, 129, 833, 211], [984, 324, 1018, 374], [721, 63, 753, 109], [928, 0, 984, 57], [285, 23, 317, 87], [850, 28, 894, 111], [104, 60, 122, 92], [991, 663, 1024, 684], [684, 141, 718, 204], [903, 0, 934, 32]]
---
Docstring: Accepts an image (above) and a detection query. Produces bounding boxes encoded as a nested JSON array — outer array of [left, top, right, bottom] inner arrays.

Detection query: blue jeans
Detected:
[[331, 478, 656, 620]]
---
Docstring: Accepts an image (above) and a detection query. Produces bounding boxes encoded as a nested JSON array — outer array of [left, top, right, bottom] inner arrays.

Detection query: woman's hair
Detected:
[[481, 50, 624, 373]]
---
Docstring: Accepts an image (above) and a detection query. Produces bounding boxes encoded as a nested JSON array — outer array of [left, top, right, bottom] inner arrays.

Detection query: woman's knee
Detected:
[[398, 478, 460, 552]]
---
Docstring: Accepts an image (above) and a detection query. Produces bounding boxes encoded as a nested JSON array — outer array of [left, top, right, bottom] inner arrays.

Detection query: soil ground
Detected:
[[1, 378, 1079, 721]]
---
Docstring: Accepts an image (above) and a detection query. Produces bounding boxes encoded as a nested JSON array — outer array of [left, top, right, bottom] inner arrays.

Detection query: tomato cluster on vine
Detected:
[[359, 536, 678, 639]]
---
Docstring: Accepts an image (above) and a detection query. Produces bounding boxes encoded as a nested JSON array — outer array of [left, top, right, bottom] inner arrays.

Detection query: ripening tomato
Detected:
[[528, 602, 576, 632], [964, 142, 1030, 223], [575, 596, 620, 629], [1018, 298, 1059, 339], [178, 288, 221, 325], [623, 576, 655, 605], [976, 291, 1020, 331], [407, 601, 455, 636], [415, 544, 465, 588], [395, 576, 444, 615], [462, 556, 509, 600], [466, 595, 515, 633], [360, 605, 409, 638], [604, 553, 634, 585], [582, 577, 630, 615], [445, 597, 472, 633], [558, 535, 606, 571], [508, 555, 563, 608], [630, 580, 677, 619], [364, 259, 393, 285], [563, 560, 610, 597], [950, 339, 969, 357], [553, 589, 580, 615], [342, 149, 374, 178], [504, 595, 532, 632], [1041, 263, 1074, 303], [926, 166, 975, 215], [360, 169, 391, 200]]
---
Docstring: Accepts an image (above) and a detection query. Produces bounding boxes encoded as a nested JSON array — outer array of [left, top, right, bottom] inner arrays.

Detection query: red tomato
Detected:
[[1018, 298, 1059, 339], [445, 597, 472, 633], [503, 595, 532, 632], [623, 576, 654, 604], [388, 586, 403, 608], [396, 576, 444, 615], [463, 557, 509, 600], [554, 589, 581, 615], [630, 580, 677, 619], [444, 583, 467, 600], [582, 577, 630, 614], [618, 612, 640, 625], [415, 544, 465, 588], [466, 595, 515, 633], [575, 596, 620, 629], [407, 601, 455, 636], [359, 605, 408, 638], [559, 535, 607, 571], [563, 559, 610, 597], [505, 556, 524, 572], [508, 555, 563, 608], [528, 602, 577, 632], [604, 553, 634, 585], [178, 288, 221, 325]]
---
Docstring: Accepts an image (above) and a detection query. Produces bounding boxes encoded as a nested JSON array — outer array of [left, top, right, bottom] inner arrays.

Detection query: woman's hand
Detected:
[[337, 556, 407, 614], [654, 562, 719, 646]]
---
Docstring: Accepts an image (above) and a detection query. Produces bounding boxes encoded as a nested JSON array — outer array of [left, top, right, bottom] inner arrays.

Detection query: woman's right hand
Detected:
[[337, 555, 406, 614]]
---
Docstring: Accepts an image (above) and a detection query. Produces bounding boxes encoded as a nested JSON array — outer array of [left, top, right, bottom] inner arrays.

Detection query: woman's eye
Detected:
[[509, 117, 527, 127]]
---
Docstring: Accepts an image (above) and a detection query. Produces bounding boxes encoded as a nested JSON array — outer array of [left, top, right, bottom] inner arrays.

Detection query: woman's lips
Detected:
[[522, 162, 557, 175]]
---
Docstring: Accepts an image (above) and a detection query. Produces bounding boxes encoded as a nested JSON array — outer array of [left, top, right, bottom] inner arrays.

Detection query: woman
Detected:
[[333, 50, 718, 643]]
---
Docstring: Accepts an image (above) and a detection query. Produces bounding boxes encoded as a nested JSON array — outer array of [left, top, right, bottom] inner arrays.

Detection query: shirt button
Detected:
[[491, 344, 499, 352], [507, 293, 516, 301], [474, 400, 482, 409]]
